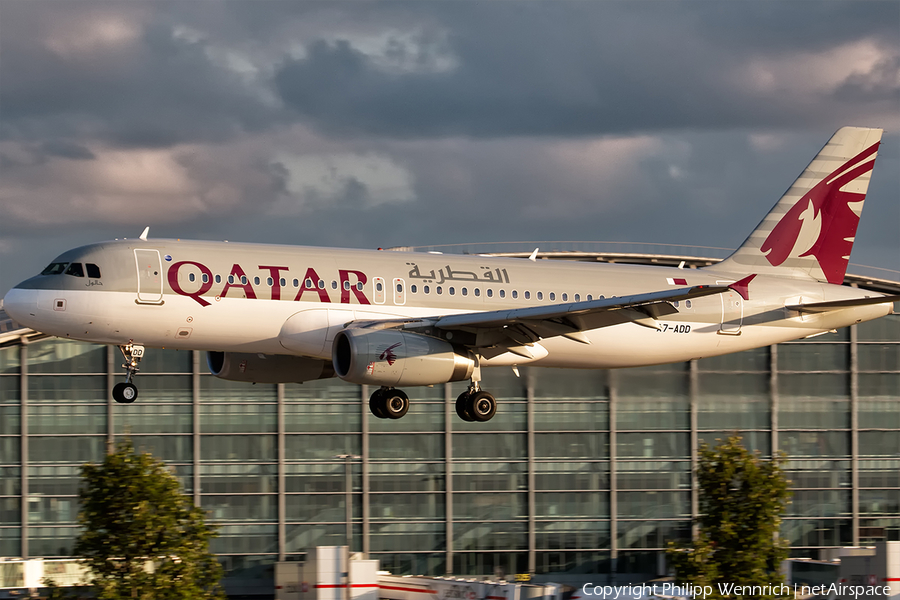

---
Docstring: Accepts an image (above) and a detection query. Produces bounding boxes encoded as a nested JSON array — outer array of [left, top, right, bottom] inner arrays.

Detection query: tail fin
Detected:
[[711, 127, 883, 284]]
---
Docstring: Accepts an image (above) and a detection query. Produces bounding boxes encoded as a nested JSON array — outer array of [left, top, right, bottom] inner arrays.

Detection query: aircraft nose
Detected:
[[2, 285, 38, 326]]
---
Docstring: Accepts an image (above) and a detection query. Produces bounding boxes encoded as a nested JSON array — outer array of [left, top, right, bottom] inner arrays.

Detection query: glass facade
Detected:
[[0, 313, 898, 584]]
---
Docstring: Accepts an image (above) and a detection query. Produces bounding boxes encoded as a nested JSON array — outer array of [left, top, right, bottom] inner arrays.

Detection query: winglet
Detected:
[[728, 274, 757, 301], [528, 248, 539, 262], [139, 226, 150, 241]]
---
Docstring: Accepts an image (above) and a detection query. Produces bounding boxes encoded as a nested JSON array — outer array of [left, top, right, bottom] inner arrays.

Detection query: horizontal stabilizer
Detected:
[[786, 295, 900, 314]]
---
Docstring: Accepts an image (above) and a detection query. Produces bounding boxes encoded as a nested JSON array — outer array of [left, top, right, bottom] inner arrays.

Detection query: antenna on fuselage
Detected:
[[139, 227, 150, 241]]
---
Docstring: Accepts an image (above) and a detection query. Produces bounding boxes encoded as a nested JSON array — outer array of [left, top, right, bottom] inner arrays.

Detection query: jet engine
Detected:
[[207, 351, 334, 384], [332, 328, 475, 387]]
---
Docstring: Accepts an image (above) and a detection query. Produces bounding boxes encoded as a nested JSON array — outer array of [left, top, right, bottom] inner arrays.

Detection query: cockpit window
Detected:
[[41, 262, 68, 275], [64, 263, 85, 277], [86, 263, 101, 278]]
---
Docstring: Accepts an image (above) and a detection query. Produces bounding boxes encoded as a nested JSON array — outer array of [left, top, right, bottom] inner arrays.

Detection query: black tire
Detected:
[[467, 391, 496, 422], [113, 382, 138, 404], [456, 392, 474, 422], [382, 389, 409, 419], [369, 389, 388, 419]]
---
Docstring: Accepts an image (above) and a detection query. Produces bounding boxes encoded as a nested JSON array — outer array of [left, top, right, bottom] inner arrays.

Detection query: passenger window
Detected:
[[549, 292, 556, 301], [525, 291, 531, 300], [189, 273, 196, 283], [86, 263, 102, 278], [411, 284, 418, 294], [686, 300, 692, 309], [449, 287, 455, 295], [462, 288, 468, 296], [267, 277, 273, 286], [41, 262, 68, 276], [499, 290, 505, 298], [537, 292, 543, 300], [343, 281, 350, 290], [281, 278, 287, 287], [64, 263, 85, 277], [215, 275, 222, 284], [356, 282, 364, 291], [318, 280, 325, 289], [437, 286, 443, 295], [306, 278, 314, 289], [512, 290, 518, 299], [424, 285, 430, 294], [562, 293, 568, 302], [587, 294, 593, 301], [487, 289, 493, 298], [574, 294, 580, 302], [331, 281, 337, 290], [376, 281, 383, 292], [474, 289, 481, 297], [202, 273, 209, 284], [240, 276, 248, 285], [254, 277, 260, 285]]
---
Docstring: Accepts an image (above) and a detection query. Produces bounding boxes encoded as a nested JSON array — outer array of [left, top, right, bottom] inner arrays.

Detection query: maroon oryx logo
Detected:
[[760, 142, 879, 284], [379, 342, 401, 365]]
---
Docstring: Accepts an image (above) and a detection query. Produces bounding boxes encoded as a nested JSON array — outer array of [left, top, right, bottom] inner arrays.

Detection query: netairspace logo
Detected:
[[580, 582, 893, 599]]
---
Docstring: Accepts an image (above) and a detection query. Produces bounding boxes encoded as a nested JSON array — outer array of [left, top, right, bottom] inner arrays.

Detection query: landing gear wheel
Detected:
[[114, 343, 144, 403], [369, 389, 388, 419], [382, 389, 410, 419], [113, 382, 138, 404], [456, 392, 475, 422], [466, 391, 496, 422]]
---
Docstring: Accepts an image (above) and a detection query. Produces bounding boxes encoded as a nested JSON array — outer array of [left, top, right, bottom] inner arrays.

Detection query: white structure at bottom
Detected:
[[276, 547, 562, 600]]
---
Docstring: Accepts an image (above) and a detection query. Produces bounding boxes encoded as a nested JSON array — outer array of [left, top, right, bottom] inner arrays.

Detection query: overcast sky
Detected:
[[1, 0, 898, 296]]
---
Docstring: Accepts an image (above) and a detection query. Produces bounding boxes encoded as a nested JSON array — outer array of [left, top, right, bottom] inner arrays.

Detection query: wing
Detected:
[[347, 284, 733, 358], [785, 294, 900, 313]]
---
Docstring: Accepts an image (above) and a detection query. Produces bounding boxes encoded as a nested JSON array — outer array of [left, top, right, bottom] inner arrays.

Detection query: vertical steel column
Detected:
[[107, 345, 116, 448], [526, 371, 536, 575], [192, 351, 201, 506], [344, 455, 353, 551], [770, 345, 779, 458], [444, 382, 454, 575], [278, 383, 286, 561], [361, 384, 370, 557], [850, 325, 860, 546], [20, 342, 28, 559], [689, 359, 699, 537], [608, 370, 618, 571]]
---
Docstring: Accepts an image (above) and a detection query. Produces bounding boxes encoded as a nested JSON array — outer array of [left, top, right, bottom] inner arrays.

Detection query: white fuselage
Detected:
[[3, 239, 892, 370]]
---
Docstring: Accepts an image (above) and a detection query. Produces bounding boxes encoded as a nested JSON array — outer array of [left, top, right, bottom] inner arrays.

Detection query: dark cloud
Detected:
[[38, 140, 96, 161], [274, 1, 900, 138], [0, 2, 286, 148]]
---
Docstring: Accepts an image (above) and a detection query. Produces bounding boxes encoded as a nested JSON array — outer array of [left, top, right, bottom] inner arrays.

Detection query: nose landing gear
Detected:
[[112, 343, 144, 404]]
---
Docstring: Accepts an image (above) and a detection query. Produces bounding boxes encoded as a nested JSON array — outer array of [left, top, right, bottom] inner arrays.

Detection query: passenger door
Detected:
[[134, 249, 163, 304]]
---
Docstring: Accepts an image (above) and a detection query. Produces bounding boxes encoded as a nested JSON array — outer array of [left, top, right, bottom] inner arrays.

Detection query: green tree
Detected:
[[74, 439, 225, 600], [667, 435, 792, 600]]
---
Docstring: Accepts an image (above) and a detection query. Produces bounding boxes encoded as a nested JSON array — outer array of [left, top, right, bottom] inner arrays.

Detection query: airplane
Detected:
[[3, 127, 897, 422]]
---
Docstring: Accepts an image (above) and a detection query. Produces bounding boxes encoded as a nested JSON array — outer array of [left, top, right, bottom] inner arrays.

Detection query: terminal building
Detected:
[[0, 245, 898, 590]]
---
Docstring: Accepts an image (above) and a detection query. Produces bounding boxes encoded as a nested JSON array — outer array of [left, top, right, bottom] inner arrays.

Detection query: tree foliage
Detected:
[[667, 436, 792, 600], [74, 439, 225, 600]]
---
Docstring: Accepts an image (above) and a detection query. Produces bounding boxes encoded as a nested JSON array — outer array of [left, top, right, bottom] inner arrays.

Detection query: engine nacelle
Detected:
[[207, 351, 334, 384], [332, 328, 475, 387]]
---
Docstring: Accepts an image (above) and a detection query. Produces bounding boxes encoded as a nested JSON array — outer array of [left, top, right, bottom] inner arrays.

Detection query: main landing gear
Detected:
[[368, 384, 497, 422], [455, 385, 497, 422], [369, 387, 410, 419], [112, 343, 144, 404]]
